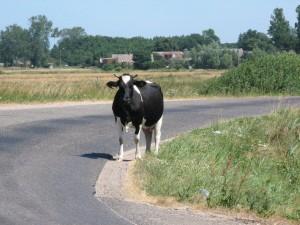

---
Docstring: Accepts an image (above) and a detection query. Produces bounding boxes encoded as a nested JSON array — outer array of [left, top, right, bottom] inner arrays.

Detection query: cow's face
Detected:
[[106, 74, 146, 105]]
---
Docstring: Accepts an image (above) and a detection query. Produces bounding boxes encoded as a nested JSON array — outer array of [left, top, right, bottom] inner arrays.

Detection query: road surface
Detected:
[[0, 97, 300, 225]]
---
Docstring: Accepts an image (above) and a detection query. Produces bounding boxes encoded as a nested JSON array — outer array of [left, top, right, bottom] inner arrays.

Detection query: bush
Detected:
[[202, 53, 300, 95]]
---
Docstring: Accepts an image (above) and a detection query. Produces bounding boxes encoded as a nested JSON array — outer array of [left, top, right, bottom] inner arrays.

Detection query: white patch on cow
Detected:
[[121, 75, 131, 84], [154, 116, 163, 155], [145, 80, 152, 84], [116, 117, 124, 161], [133, 85, 143, 102], [135, 125, 142, 159], [125, 122, 133, 133], [142, 118, 147, 127]]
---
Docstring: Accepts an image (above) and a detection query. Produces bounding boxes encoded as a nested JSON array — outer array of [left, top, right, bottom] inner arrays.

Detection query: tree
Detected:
[[238, 29, 275, 52], [295, 5, 300, 53], [0, 25, 30, 66], [202, 29, 220, 44], [153, 37, 178, 51], [220, 52, 233, 68], [268, 8, 295, 50], [58, 27, 87, 41], [29, 15, 53, 67], [133, 50, 151, 69], [191, 43, 221, 69]]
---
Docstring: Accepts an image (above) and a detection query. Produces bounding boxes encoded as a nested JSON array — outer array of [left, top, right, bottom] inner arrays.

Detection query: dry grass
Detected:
[[0, 69, 223, 103]]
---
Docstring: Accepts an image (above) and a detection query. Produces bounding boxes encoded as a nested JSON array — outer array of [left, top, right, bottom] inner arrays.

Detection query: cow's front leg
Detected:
[[134, 125, 142, 159], [117, 118, 124, 161]]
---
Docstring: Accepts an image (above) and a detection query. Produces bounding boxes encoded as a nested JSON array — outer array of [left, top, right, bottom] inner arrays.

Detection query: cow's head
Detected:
[[106, 74, 146, 105]]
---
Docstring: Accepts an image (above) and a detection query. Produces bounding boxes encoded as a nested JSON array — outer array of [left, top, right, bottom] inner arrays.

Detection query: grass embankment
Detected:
[[135, 109, 300, 221], [0, 69, 221, 103]]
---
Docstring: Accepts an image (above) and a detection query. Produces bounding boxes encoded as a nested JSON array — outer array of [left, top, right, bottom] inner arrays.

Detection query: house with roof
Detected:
[[151, 51, 184, 62], [100, 54, 134, 65]]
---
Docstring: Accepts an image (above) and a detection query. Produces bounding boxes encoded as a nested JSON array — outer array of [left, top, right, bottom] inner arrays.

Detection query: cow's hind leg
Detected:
[[117, 118, 124, 161], [134, 125, 142, 159], [143, 128, 152, 153], [154, 116, 163, 155]]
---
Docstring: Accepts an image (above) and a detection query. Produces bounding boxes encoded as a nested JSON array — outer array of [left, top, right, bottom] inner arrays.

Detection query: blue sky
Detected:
[[1, 0, 299, 43]]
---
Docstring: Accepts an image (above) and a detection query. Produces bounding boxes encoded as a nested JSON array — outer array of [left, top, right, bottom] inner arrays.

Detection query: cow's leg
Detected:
[[143, 128, 152, 152], [117, 118, 124, 161], [134, 125, 142, 159], [154, 116, 163, 155]]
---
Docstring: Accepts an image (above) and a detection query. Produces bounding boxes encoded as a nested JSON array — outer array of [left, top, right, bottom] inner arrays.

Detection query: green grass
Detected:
[[135, 109, 300, 221]]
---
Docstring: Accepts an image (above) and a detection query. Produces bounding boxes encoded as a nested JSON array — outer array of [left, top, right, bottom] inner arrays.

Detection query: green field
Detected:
[[135, 109, 300, 221]]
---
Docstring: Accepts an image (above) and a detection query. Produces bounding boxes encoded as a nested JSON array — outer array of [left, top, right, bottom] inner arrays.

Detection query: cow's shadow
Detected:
[[80, 152, 115, 160], [79, 152, 133, 162]]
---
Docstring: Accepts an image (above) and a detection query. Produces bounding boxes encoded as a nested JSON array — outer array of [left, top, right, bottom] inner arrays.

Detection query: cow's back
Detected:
[[139, 83, 164, 127]]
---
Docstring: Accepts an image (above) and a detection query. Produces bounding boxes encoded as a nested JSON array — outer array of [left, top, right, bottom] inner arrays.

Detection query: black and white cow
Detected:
[[106, 73, 164, 161]]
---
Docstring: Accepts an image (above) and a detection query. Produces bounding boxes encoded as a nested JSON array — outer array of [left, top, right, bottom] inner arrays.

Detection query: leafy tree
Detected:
[[0, 25, 30, 66], [206, 50, 220, 68], [153, 37, 178, 51], [268, 8, 295, 50], [296, 5, 300, 53], [245, 48, 268, 61], [174, 33, 203, 50], [29, 15, 53, 67], [58, 27, 87, 41], [238, 29, 275, 52], [133, 49, 151, 69], [220, 52, 233, 68], [191, 43, 239, 69], [202, 29, 220, 44]]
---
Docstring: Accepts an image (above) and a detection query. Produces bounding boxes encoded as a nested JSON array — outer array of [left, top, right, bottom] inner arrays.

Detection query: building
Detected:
[[229, 48, 244, 58], [151, 51, 184, 62], [100, 54, 134, 65], [112, 54, 134, 64]]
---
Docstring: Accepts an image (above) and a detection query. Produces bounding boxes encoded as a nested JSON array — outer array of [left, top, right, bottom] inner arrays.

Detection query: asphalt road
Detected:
[[1, 97, 300, 225]]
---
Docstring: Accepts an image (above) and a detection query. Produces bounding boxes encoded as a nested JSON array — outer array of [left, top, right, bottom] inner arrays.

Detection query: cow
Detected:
[[106, 73, 164, 161]]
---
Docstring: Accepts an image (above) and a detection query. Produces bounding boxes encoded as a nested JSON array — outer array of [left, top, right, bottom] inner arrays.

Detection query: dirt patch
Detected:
[[0, 100, 112, 110]]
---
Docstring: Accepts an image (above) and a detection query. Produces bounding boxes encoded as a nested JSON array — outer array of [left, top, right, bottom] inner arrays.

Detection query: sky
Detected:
[[0, 0, 299, 43]]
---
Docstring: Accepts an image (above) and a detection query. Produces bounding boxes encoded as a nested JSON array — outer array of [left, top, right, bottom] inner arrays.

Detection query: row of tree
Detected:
[[0, 6, 300, 69], [0, 15, 54, 67], [238, 6, 300, 53]]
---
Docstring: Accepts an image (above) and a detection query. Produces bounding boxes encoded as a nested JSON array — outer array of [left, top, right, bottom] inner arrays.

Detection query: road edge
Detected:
[[94, 140, 267, 225]]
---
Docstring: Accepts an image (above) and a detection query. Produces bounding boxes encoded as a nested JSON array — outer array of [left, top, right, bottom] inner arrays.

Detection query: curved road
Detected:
[[1, 97, 300, 225]]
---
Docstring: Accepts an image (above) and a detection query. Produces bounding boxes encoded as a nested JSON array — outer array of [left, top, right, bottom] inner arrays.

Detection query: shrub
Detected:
[[202, 53, 300, 95]]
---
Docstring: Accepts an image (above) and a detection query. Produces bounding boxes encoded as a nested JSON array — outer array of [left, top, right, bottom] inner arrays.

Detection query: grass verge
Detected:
[[135, 109, 300, 222]]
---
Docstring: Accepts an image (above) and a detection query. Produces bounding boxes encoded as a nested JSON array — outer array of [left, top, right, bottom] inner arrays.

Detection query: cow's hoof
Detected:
[[135, 155, 142, 160], [116, 155, 123, 161]]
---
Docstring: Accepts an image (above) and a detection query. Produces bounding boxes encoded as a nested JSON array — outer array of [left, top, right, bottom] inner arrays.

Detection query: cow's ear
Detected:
[[106, 81, 119, 89], [133, 80, 146, 88]]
